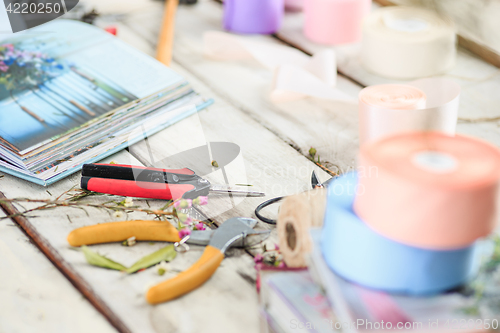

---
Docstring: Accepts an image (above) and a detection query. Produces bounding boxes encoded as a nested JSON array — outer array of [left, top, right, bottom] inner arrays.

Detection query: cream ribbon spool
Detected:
[[361, 7, 456, 79], [358, 78, 460, 144], [277, 189, 327, 267]]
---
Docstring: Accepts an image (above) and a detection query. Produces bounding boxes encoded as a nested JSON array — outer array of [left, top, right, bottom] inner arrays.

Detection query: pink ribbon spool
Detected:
[[354, 132, 500, 250], [285, 0, 304, 11], [304, 0, 372, 45]]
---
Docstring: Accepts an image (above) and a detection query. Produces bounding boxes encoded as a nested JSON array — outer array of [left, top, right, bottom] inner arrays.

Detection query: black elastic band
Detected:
[[254, 196, 284, 225]]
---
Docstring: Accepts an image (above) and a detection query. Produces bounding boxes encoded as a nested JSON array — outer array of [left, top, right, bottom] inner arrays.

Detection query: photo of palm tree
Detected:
[[0, 42, 137, 154]]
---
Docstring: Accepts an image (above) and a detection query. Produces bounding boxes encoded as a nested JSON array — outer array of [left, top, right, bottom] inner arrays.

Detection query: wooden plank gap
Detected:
[[0, 191, 132, 333], [270, 33, 369, 88]]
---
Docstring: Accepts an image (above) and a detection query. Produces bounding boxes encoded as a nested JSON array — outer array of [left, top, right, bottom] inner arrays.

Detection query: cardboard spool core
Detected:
[[286, 223, 297, 251], [277, 188, 327, 268]]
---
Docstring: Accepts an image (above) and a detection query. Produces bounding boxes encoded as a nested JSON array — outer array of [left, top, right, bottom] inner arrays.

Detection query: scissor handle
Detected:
[[67, 220, 181, 247], [82, 164, 195, 182], [146, 245, 224, 304], [81, 177, 196, 200]]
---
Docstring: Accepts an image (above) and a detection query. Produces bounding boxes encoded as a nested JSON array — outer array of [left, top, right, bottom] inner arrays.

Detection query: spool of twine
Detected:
[[277, 188, 327, 267]]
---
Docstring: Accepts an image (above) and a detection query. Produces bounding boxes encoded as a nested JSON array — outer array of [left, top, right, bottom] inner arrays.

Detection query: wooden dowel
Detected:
[[70, 100, 96, 116], [156, 0, 179, 66], [21, 106, 45, 123]]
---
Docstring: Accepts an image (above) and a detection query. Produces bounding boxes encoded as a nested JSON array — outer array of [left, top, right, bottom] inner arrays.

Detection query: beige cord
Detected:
[[277, 189, 327, 267]]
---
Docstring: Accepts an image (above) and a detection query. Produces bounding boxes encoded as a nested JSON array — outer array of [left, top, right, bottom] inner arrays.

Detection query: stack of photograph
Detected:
[[0, 20, 211, 185]]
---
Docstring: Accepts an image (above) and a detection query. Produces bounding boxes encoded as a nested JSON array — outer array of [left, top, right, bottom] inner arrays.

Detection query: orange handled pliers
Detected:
[[67, 217, 270, 304]]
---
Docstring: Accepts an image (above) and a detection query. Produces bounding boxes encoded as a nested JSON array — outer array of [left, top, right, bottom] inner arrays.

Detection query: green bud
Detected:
[[177, 212, 187, 222], [211, 160, 219, 168], [158, 268, 166, 276], [309, 147, 317, 158]]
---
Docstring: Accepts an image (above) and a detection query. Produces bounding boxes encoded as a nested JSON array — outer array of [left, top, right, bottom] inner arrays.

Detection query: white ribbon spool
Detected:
[[361, 7, 456, 79]]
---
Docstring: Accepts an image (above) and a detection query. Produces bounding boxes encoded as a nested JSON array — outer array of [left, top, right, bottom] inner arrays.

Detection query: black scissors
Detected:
[[255, 171, 335, 224]]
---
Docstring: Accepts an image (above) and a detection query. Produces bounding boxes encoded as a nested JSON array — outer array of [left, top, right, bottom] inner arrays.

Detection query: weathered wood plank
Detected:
[[0, 151, 149, 333], [0, 13, 333, 333], [0, 207, 116, 333], [372, 0, 500, 69], [0, 188, 129, 333], [0, 150, 260, 333], [129, 65, 332, 223], [119, 0, 363, 174], [100, 6, 330, 239], [277, 3, 500, 119], [274, 3, 500, 150], [3, 1, 498, 332], [376, 0, 500, 60]]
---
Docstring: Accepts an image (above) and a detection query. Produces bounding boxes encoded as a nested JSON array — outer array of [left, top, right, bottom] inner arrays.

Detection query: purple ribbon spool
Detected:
[[223, 0, 284, 34]]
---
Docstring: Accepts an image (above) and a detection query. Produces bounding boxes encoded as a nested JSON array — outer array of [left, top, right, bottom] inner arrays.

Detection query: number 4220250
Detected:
[[6, 2, 63, 14], [444, 319, 499, 330]]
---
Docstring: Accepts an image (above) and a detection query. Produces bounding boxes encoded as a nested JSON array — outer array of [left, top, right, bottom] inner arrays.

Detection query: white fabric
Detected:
[[203, 31, 354, 103]]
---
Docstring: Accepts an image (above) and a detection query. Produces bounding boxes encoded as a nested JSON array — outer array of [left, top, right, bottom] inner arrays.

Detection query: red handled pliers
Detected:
[[81, 163, 265, 200]]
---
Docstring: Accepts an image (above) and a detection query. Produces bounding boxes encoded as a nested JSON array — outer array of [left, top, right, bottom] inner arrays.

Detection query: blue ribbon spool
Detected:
[[321, 172, 480, 295]]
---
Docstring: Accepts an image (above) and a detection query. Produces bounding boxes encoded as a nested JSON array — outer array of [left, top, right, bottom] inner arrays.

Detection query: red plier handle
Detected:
[[81, 177, 197, 200], [81, 164, 211, 200]]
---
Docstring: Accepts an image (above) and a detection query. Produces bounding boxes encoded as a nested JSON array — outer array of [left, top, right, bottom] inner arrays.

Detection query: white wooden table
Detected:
[[1, 1, 499, 332]]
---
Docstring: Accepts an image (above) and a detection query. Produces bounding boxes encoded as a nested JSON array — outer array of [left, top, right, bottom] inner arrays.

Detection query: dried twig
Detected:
[[0, 189, 177, 221], [308, 147, 338, 177]]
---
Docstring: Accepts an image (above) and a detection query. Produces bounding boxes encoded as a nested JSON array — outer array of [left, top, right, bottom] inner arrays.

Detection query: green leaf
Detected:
[[126, 245, 177, 274], [81, 246, 127, 271]]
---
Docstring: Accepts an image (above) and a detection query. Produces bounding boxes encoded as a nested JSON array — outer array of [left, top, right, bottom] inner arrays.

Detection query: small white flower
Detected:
[[126, 236, 136, 246], [262, 239, 276, 252], [156, 261, 171, 276], [124, 197, 133, 207], [113, 211, 125, 219]]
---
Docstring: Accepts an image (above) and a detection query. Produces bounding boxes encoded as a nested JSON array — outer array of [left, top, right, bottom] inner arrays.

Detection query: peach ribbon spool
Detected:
[[358, 78, 460, 145], [361, 7, 456, 79], [304, 0, 372, 45], [354, 132, 500, 250]]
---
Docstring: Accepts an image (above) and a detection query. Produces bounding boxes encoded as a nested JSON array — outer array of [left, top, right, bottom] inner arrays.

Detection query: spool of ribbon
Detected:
[[277, 189, 327, 267], [203, 31, 354, 103], [321, 172, 481, 295], [304, 0, 372, 45], [358, 78, 460, 144], [285, 0, 303, 11], [361, 7, 456, 79], [355, 132, 500, 250], [223, 0, 284, 35]]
